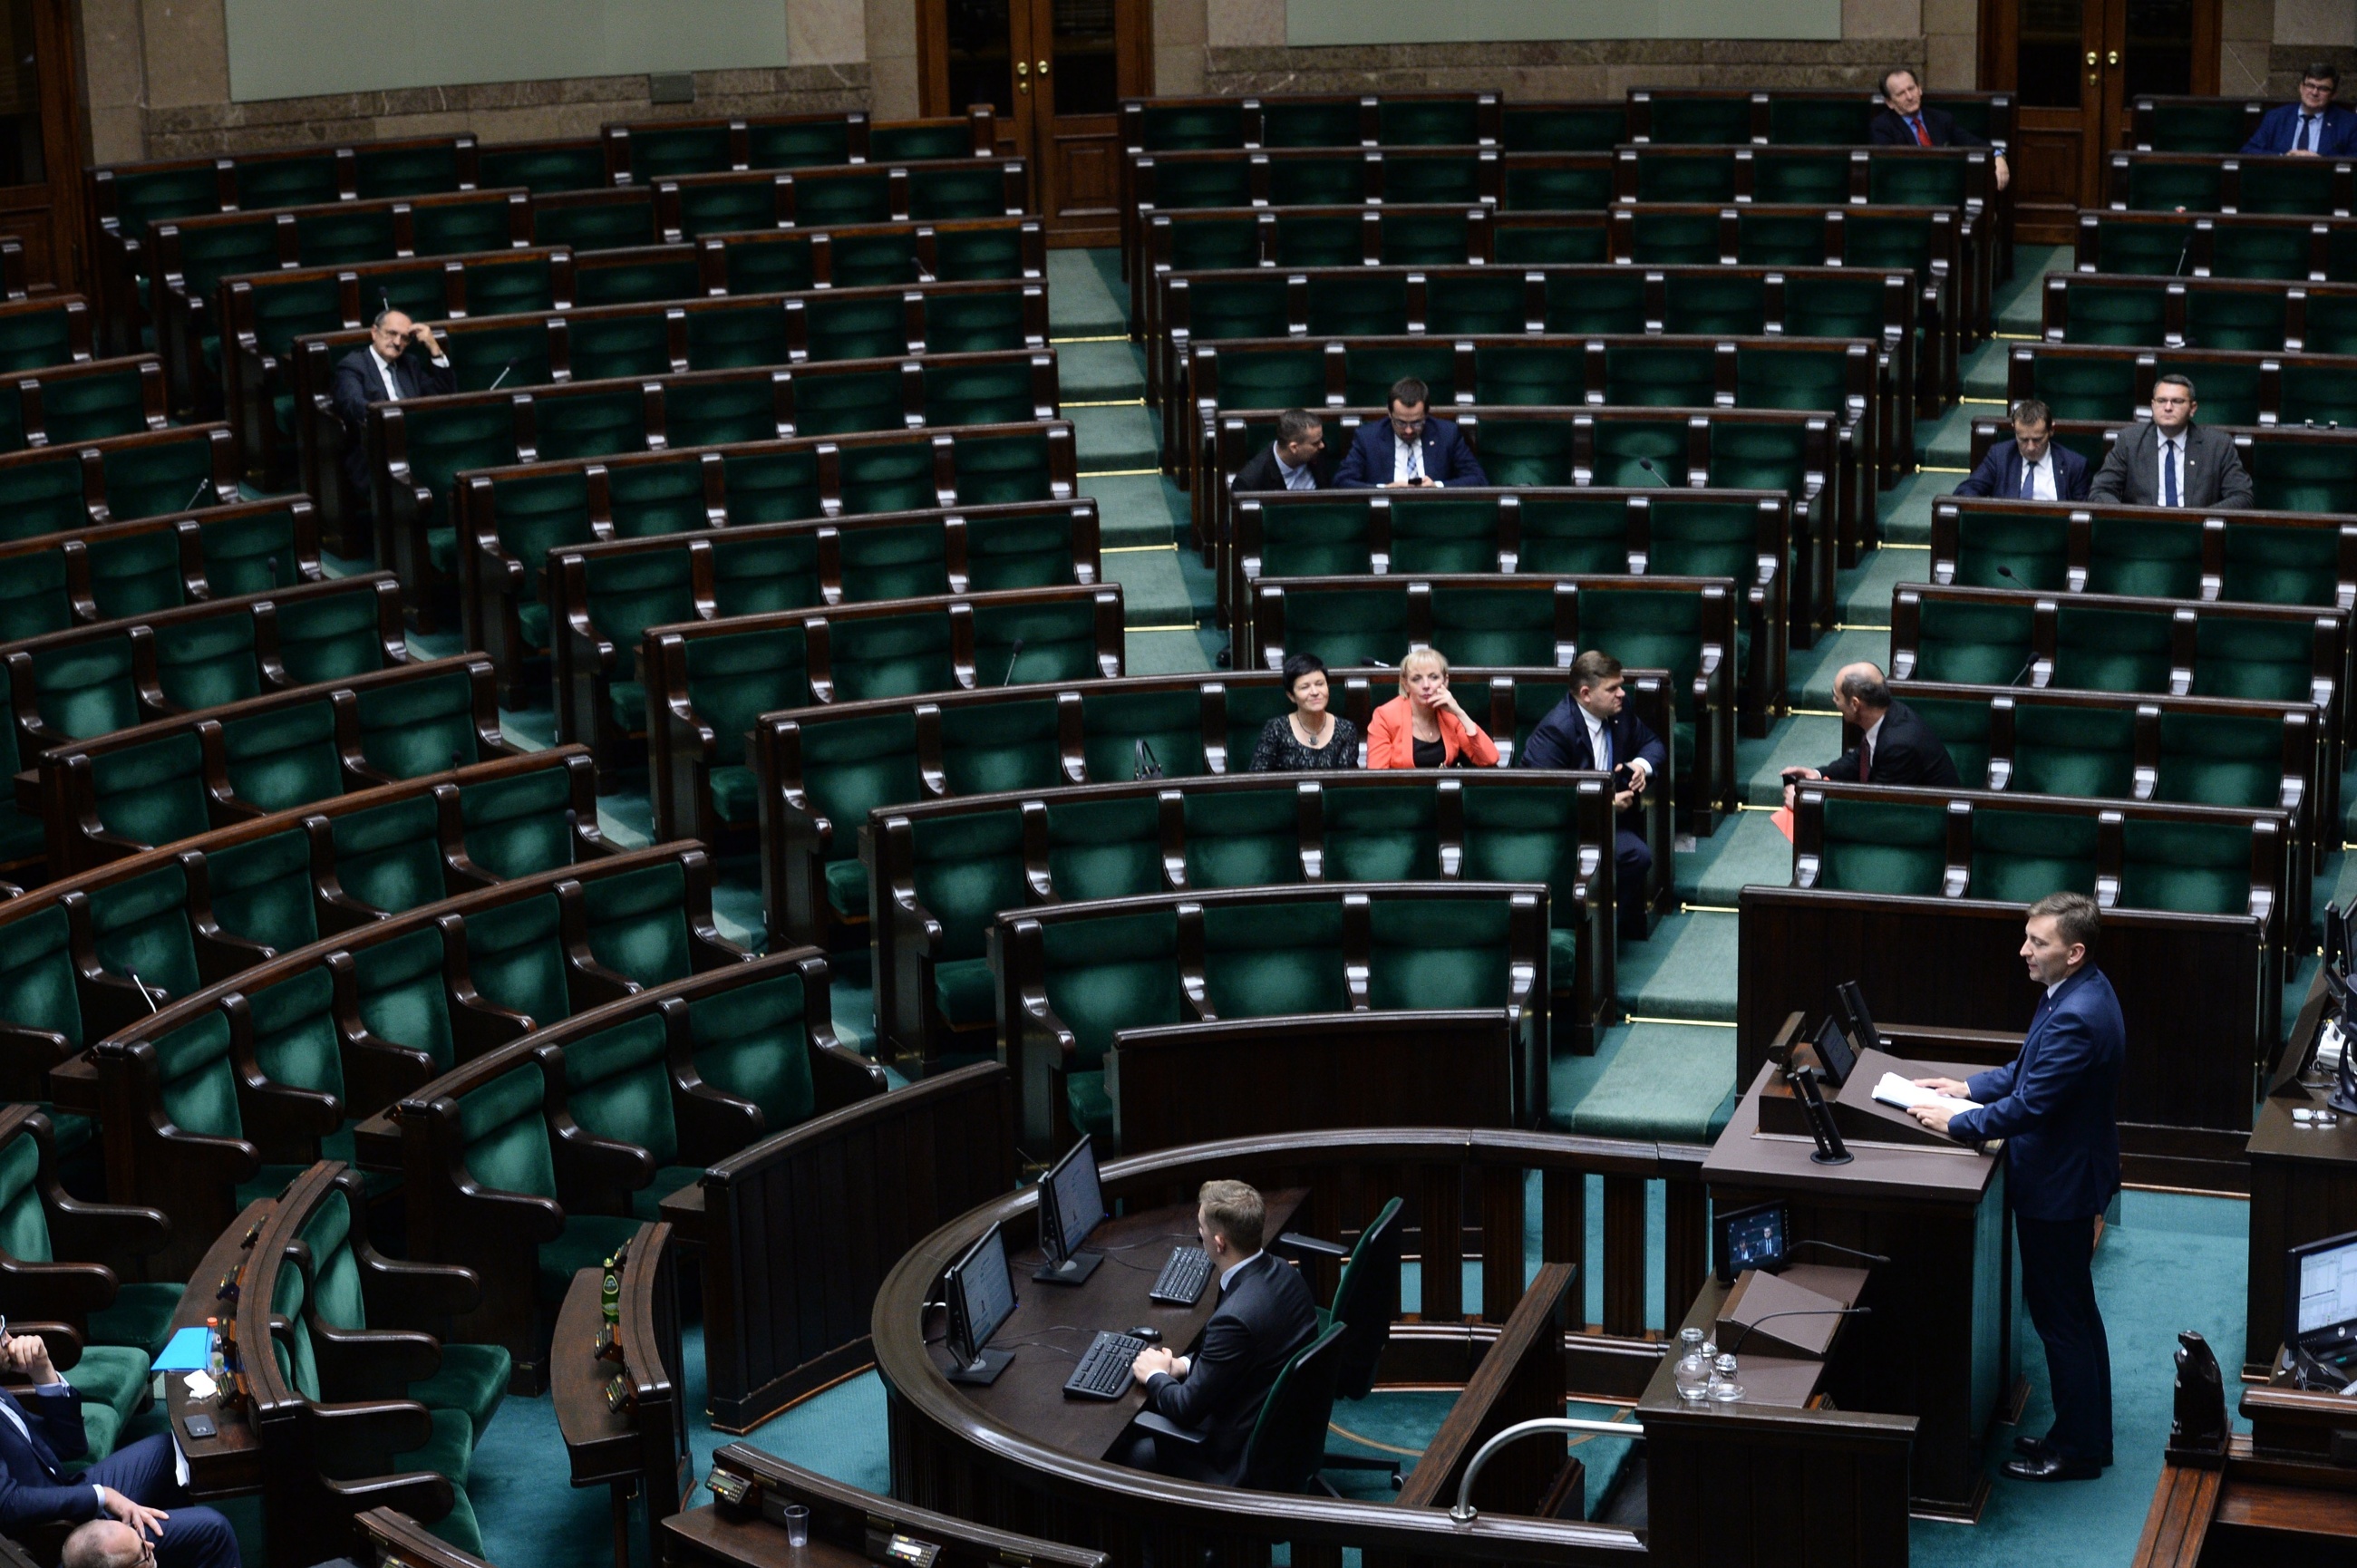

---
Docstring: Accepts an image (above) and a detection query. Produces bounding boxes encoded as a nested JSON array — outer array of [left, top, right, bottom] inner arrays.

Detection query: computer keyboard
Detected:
[[1062, 1331, 1146, 1400], [1149, 1245, 1212, 1305]]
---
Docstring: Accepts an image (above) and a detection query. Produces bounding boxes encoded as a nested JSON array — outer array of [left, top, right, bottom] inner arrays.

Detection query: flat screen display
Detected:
[[949, 1224, 1015, 1367], [2296, 1232, 2357, 1340], [1043, 1137, 1105, 1263], [1715, 1201, 1789, 1283]]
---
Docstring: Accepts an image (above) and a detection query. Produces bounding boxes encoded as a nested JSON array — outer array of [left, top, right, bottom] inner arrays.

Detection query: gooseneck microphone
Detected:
[[1786, 1239, 1892, 1264], [1634, 457, 1671, 487], [1002, 637, 1025, 687], [488, 358, 519, 392], [1726, 1305, 1874, 1357]]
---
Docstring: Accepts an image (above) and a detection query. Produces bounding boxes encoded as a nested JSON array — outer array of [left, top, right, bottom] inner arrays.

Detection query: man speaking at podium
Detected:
[[1903, 892, 2124, 1483]]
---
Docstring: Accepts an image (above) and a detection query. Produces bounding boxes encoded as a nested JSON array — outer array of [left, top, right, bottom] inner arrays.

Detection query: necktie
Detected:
[[1910, 116, 1931, 148], [2162, 438, 2179, 508], [1405, 437, 1422, 483], [2019, 457, 2035, 500], [1858, 731, 1872, 783], [2304, 113, 2320, 153]]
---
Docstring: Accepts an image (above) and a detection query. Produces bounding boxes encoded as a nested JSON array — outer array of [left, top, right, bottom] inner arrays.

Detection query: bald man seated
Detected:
[[1782, 662, 1962, 808]]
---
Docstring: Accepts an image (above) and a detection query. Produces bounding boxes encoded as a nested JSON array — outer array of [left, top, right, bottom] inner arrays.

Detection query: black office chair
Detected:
[[1276, 1195, 1405, 1484], [1134, 1321, 1352, 1495]]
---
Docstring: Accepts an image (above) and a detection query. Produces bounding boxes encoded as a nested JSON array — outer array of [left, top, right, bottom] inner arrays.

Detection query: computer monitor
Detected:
[[1810, 1013, 1857, 1089], [1836, 980, 1882, 1058], [2288, 1230, 2357, 1370], [943, 1223, 1017, 1386], [1716, 1200, 1790, 1283], [1033, 1136, 1106, 1285]]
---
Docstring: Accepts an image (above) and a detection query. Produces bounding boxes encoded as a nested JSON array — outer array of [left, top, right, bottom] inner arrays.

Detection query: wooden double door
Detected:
[[1984, 0, 2222, 244], [920, 0, 1150, 246]]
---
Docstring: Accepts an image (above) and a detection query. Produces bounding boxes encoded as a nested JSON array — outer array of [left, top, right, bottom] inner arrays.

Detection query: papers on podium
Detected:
[[1871, 1071, 1975, 1118]]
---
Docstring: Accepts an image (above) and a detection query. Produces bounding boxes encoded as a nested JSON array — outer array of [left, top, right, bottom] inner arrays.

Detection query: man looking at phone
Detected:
[[1334, 377, 1489, 489], [1518, 650, 1663, 939]]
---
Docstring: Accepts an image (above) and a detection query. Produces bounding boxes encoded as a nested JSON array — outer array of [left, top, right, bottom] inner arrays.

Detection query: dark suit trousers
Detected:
[[83, 1436, 241, 1568], [1615, 820, 1651, 937], [2014, 1214, 2111, 1463]]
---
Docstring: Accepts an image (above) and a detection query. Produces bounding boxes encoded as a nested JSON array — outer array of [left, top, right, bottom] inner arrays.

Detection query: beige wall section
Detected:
[[2222, 0, 2272, 95], [868, 0, 920, 120], [82, 0, 872, 164], [2267, 0, 2357, 95], [1198, 0, 1946, 96]]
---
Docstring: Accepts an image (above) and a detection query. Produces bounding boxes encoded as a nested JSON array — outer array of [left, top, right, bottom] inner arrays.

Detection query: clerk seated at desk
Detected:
[[1120, 1181, 1319, 1484]]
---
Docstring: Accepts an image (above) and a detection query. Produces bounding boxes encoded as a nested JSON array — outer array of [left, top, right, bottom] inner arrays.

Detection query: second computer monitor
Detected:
[[945, 1222, 1018, 1385], [1035, 1136, 1107, 1285]]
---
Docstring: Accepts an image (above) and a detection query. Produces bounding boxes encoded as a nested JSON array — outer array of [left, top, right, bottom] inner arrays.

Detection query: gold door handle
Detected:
[[2086, 50, 2097, 64], [1016, 59, 1028, 92], [2106, 50, 2119, 65], [1036, 58, 1050, 75]]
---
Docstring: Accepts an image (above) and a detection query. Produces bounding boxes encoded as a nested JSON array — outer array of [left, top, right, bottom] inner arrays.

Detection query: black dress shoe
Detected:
[[2012, 1434, 2051, 1458], [2002, 1452, 2102, 1483]]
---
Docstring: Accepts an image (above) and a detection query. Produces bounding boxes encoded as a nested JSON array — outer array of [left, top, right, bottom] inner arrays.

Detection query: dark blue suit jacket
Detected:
[[1332, 417, 1488, 489], [2243, 102, 2357, 157], [1952, 439, 2090, 502], [0, 1382, 101, 1532], [1517, 697, 1664, 800], [1951, 966, 2124, 1222], [1140, 1253, 1319, 1485]]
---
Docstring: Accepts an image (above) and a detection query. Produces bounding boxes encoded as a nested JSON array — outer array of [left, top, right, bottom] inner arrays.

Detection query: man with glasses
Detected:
[[1333, 377, 1488, 489], [2088, 374, 2254, 509], [2244, 63, 2356, 157]]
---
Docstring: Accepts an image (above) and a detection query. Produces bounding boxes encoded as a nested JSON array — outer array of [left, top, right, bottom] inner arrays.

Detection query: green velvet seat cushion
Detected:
[[392, 1404, 474, 1486], [605, 680, 646, 734], [538, 1215, 645, 1306], [63, 1344, 152, 1436], [1066, 1070, 1111, 1139], [710, 764, 761, 827], [425, 1486, 483, 1558], [410, 1342, 511, 1442], [516, 600, 549, 653], [823, 857, 869, 919], [88, 1282, 181, 1356], [687, 973, 817, 1130], [632, 1165, 704, 1223], [1549, 927, 1578, 988], [577, 862, 694, 984], [933, 956, 998, 1031], [459, 763, 578, 879], [427, 527, 457, 576]]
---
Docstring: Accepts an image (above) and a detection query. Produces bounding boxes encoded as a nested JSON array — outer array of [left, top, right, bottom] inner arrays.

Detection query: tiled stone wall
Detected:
[[1196, 38, 1931, 99]]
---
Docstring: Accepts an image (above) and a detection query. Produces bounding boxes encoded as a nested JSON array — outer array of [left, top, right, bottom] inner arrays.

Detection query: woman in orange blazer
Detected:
[[1365, 647, 1499, 769]]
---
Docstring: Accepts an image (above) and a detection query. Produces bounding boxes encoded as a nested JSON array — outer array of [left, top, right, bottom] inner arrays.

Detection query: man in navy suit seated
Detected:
[[1951, 399, 2090, 503], [1868, 67, 2010, 190], [1518, 650, 1665, 940], [1906, 892, 2124, 1483], [0, 1329, 239, 1568], [1333, 377, 1488, 489], [2243, 63, 2357, 157], [1124, 1180, 1320, 1485]]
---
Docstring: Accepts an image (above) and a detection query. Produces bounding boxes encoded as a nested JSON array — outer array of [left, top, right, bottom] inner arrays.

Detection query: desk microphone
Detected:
[[2172, 240, 2190, 277], [488, 359, 518, 392], [128, 971, 162, 1016], [1001, 637, 1024, 686], [185, 476, 213, 512], [1634, 457, 1672, 487], [1993, 568, 2039, 687], [1725, 1305, 1873, 1357], [1787, 1239, 1891, 1264]]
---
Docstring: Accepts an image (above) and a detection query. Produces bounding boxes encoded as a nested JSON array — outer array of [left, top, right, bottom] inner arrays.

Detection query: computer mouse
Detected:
[[1129, 1326, 1162, 1345]]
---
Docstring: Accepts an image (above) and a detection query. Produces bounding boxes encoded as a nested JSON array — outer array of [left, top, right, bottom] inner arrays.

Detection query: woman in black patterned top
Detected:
[[1249, 653, 1361, 770]]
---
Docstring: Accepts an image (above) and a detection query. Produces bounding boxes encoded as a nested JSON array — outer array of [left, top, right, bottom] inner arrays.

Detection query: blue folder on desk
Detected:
[[153, 1327, 210, 1373]]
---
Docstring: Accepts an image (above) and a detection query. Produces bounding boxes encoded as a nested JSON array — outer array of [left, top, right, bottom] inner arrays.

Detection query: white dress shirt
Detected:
[[1391, 433, 1431, 486], [1581, 707, 1613, 773], [1273, 446, 1314, 490], [373, 349, 451, 402], [2302, 111, 2324, 154], [2016, 450, 2056, 501], [2155, 431, 2187, 507], [1859, 713, 1885, 775]]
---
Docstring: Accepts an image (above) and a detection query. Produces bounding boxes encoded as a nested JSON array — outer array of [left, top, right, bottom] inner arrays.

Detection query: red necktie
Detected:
[[1910, 116, 1931, 148], [1859, 734, 1872, 783]]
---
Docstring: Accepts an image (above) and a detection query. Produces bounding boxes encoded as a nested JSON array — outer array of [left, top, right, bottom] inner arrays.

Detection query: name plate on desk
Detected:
[[1758, 1047, 1996, 1153]]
